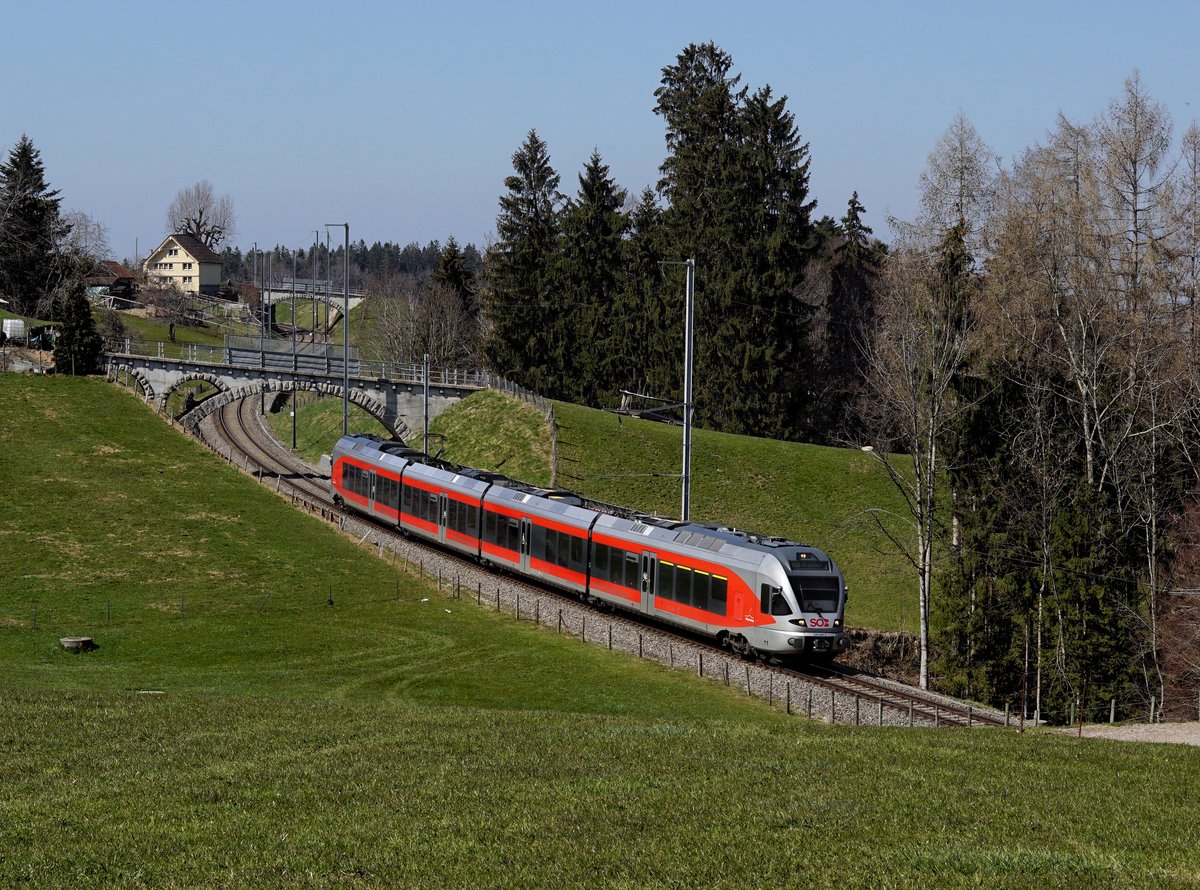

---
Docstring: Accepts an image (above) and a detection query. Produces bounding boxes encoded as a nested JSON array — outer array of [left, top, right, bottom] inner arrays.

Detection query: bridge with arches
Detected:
[[104, 340, 487, 438]]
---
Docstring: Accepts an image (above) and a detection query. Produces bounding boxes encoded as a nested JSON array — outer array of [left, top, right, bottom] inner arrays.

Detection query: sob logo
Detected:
[[809, 616, 830, 628]]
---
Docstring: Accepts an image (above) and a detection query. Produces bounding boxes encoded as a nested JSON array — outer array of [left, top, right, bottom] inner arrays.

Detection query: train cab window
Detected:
[[760, 583, 792, 616]]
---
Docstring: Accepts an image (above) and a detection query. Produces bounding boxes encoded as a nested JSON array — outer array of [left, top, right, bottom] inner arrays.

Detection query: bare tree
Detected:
[[892, 111, 998, 256], [368, 273, 477, 368], [863, 226, 976, 689], [61, 210, 110, 266], [166, 181, 235, 248], [143, 283, 194, 334]]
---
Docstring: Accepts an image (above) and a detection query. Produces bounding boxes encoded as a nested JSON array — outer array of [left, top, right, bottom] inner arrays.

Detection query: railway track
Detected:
[[204, 397, 1009, 730]]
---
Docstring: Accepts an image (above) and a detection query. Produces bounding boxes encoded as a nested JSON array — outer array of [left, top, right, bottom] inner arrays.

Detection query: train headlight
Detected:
[[788, 618, 806, 627], [833, 619, 841, 627]]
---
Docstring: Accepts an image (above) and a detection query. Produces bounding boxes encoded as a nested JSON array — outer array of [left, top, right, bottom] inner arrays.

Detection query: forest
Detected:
[[473, 45, 1200, 720]]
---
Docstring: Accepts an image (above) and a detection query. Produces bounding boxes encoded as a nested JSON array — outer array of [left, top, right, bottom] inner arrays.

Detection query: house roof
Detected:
[[146, 233, 224, 266], [89, 259, 135, 280]]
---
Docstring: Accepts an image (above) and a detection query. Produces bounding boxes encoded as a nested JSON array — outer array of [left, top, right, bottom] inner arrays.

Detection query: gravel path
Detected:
[[1067, 722, 1200, 746]]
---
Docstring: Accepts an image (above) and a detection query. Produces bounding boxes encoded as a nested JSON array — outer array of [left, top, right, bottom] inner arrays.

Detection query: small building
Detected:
[[85, 259, 137, 306], [143, 234, 222, 295]]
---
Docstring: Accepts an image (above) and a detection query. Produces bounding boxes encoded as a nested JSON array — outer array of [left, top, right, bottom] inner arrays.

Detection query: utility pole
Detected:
[[291, 249, 297, 449], [327, 223, 350, 436], [657, 258, 696, 521], [423, 353, 430, 453], [312, 230, 320, 338], [681, 258, 694, 521]]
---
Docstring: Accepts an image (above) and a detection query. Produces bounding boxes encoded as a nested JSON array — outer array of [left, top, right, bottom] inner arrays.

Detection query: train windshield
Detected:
[[788, 574, 840, 614]]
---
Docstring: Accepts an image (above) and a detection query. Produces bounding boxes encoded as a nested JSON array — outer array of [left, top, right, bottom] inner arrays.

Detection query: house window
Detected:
[[168, 248, 178, 256], [183, 276, 192, 284], [183, 262, 193, 270]]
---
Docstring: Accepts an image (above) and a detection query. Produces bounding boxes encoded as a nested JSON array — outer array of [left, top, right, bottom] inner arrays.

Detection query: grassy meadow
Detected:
[[7, 376, 1196, 885]]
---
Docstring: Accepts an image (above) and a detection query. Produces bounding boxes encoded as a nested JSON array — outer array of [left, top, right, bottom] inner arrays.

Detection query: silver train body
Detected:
[[330, 435, 848, 658]]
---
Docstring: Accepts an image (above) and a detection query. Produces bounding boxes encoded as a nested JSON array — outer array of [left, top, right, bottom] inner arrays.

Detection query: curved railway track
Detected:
[[204, 396, 1009, 730]]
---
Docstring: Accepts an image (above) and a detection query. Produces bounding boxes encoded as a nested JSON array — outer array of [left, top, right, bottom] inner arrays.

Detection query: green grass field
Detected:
[[2, 376, 1200, 886]]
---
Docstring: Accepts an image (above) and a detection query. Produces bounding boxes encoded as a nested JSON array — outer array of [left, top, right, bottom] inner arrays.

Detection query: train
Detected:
[[330, 434, 849, 660]]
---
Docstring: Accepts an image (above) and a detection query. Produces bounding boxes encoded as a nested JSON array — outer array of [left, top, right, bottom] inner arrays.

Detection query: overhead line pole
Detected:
[[682, 257, 695, 522], [659, 258, 696, 521], [327, 223, 350, 436]]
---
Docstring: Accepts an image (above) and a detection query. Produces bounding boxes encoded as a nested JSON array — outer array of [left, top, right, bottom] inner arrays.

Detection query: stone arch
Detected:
[[110, 363, 156, 402], [182, 379, 409, 440], [157, 372, 232, 413]]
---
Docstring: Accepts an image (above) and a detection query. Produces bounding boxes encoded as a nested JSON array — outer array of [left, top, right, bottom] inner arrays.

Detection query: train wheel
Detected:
[[728, 635, 753, 659]]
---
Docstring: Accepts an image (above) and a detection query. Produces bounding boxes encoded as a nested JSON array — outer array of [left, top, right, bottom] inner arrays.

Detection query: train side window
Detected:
[[401, 484, 411, 514], [693, 571, 710, 610], [507, 518, 521, 552], [678, 566, 693, 605], [594, 543, 608, 580], [484, 510, 497, 543], [428, 493, 438, 522], [659, 561, 675, 601], [467, 504, 478, 535], [545, 529, 557, 565], [570, 535, 584, 570], [710, 575, 728, 612]]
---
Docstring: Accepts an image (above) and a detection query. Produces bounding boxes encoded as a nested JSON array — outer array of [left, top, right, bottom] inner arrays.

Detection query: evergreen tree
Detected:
[[434, 236, 476, 315], [655, 44, 816, 437], [483, 130, 562, 391], [52, 278, 102, 375], [821, 192, 885, 440], [555, 150, 628, 403], [615, 188, 673, 400], [0, 135, 70, 317]]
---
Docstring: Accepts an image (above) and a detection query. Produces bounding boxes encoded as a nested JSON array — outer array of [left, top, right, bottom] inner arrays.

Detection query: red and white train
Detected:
[[330, 434, 848, 659]]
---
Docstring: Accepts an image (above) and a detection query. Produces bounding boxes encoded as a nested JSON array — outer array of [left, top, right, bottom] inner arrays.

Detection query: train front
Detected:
[[759, 547, 849, 660]]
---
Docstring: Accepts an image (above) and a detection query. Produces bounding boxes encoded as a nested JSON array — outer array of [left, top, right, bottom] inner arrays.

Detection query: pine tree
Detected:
[[434, 236, 477, 316], [654, 44, 815, 437], [0, 135, 70, 317], [483, 130, 562, 391], [555, 150, 628, 403], [52, 278, 102, 375], [616, 188, 673, 400], [821, 192, 885, 440]]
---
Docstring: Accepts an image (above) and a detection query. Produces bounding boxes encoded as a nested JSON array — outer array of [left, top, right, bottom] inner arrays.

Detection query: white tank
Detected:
[[2, 318, 25, 342]]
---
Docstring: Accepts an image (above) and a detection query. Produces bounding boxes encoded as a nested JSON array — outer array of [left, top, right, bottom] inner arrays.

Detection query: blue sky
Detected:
[[2, 0, 1197, 261]]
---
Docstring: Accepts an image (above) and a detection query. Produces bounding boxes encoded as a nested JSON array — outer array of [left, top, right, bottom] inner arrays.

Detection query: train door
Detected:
[[519, 517, 533, 573], [437, 493, 449, 544], [640, 551, 657, 614]]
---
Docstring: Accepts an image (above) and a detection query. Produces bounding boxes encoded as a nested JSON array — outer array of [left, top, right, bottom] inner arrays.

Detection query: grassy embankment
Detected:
[[2, 376, 1200, 886]]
